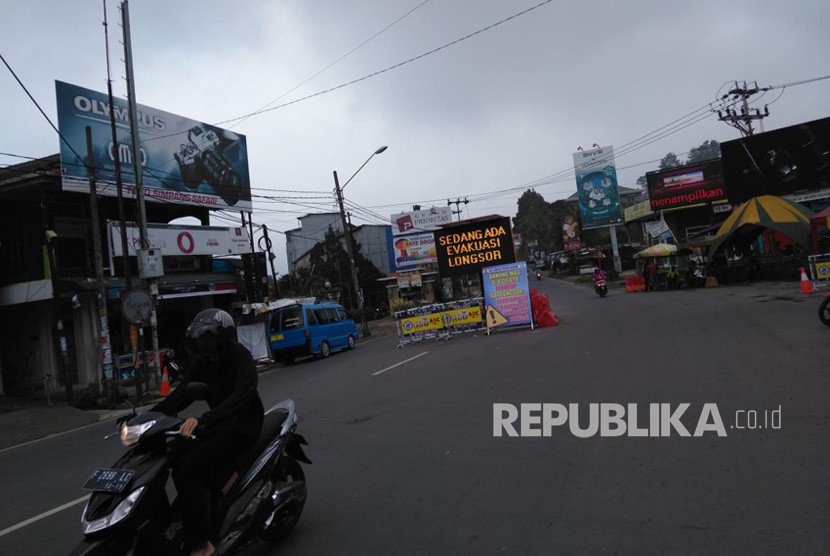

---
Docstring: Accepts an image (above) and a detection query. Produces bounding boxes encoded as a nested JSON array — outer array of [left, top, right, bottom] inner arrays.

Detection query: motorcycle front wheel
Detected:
[[819, 296, 830, 327]]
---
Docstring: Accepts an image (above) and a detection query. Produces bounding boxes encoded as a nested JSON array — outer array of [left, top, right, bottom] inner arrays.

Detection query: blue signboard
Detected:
[[572, 146, 623, 229], [482, 262, 533, 330], [55, 81, 252, 211]]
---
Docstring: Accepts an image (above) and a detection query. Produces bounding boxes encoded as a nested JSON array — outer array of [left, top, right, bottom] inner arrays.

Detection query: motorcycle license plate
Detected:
[[83, 468, 135, 493]]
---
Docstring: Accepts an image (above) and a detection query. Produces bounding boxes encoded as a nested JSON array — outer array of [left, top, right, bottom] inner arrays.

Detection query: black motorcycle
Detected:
[[594, 278, 608, 298], [70, 384, 310, 555], [820, 294, 830, 327]]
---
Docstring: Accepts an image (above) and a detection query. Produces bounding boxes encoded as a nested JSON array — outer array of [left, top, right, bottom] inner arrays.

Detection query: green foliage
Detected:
[[687, 139, 721, 163], [659, 152, 683, 170], [513, 190, 576, 255], [391, 298, 414, 312]]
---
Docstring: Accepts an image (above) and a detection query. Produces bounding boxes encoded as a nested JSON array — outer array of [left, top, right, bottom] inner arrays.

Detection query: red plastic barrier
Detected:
[[530, 289, 559, 327]]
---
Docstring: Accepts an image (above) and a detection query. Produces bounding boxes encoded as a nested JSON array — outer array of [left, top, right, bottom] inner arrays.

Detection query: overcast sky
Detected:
[[2, 1, 829, 273]]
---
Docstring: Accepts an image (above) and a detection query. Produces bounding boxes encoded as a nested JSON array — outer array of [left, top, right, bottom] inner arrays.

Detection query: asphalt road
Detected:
[[1, 277, 828, 555]]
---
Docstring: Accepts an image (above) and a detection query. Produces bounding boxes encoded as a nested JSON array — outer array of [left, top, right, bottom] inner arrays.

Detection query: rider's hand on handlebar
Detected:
[[179, 417, 199, 438]]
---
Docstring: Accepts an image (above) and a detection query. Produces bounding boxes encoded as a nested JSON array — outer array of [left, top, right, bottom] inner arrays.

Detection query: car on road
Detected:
[[267, 301, 359, 364]]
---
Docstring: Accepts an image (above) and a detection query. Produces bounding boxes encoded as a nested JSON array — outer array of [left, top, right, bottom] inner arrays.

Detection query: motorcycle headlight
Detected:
[[82, 486, 145, 534], [120, 420, 156, 447]]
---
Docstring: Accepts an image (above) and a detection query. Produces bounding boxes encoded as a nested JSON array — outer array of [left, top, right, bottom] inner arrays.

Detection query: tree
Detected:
[[687, 139, 721, 163], [513, 190, 557, 256], [659, 152, 683, 170]]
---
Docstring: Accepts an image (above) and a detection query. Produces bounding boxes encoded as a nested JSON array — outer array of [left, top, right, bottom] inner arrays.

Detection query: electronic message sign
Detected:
[[646, 159, 726, 210], [433, 216, 515, 277]]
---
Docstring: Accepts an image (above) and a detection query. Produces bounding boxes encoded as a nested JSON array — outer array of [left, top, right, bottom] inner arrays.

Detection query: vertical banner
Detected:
[[481, 262, 533, 331], [572, 146, 623, 229]]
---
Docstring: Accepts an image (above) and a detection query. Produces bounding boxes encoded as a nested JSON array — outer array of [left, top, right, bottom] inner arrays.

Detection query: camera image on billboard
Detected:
[[174, 126, 243, 206], [721, 116, 830, 205]]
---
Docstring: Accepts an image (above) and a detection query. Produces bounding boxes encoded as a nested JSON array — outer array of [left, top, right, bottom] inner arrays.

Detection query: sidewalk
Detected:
[[0, 317, 401, 451]]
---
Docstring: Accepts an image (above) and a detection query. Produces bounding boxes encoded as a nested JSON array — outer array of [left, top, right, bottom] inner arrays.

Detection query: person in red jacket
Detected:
[[153, 308, 264, 556]]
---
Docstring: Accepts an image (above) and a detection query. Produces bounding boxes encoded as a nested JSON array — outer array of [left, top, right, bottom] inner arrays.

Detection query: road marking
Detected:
[[0, 495, 89, 538], [372, 352, 429, 376]]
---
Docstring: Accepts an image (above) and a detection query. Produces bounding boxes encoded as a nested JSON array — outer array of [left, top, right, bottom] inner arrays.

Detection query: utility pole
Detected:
[[334, 171, 370, 338], [447, 197, 469, 221], [122, 0, 160, 401], [717, 81, 769, 137], [85, 127, 114, 395]]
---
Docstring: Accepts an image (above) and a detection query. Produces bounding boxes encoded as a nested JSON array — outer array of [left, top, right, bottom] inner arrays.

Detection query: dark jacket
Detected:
[[153, 343, 264, 439]]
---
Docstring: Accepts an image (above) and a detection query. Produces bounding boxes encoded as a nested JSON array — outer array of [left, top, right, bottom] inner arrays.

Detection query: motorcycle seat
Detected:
[[225, 408, 289, 473]]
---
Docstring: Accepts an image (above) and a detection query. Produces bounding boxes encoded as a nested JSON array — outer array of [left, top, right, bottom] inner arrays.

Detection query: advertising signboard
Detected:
[[572, 146, 623, 229], [391, 232, 438, 269], [721, 116, 830, 205], [108, 222, 251, 257], [391, 207, 453, 236], [433, 216, 515, 277], [646, 159, 726, 210], [55, 81, 252, 211], [481, 262, 533, 330]]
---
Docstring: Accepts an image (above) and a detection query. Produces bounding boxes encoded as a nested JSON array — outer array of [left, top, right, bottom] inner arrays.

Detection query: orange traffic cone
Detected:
[[800, 267, 816, 294], [159, 365, 171, 397]]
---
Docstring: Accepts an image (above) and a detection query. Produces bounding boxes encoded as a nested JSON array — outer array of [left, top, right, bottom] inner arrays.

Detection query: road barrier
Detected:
[[394, 298, 484, 347]]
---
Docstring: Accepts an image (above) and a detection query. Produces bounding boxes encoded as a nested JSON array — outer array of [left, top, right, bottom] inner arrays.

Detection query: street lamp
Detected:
[[333, 145, 387, 338]]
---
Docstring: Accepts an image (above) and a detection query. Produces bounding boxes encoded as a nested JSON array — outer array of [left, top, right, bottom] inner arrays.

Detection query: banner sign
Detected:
[[55, 81, 252, 211], [433, 216, 515, 277], [561, 215, 580, 246], [482, 262, 533, 330], [391, 207, 453, 236], [646, 159, 726, 210], [624, 200, 654, 223], [108, 222, 251, 257], [392, 232, 437, 269], [573, 146, 623, 229], [395, 298, 484, 345]]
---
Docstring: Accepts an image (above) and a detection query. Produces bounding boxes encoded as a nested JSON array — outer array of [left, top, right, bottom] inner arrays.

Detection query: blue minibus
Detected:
[[267, 301, 359, 364]]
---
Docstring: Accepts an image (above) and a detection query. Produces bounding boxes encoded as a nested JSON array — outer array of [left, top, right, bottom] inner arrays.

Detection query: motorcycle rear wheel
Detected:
[[819, 297, 830, 327], [258, 458, 306, 542]]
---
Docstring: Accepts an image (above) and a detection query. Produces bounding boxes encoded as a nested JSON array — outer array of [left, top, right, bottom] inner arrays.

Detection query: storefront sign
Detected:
[[108, 222, 250, 257], [391, 207, 453, 236]]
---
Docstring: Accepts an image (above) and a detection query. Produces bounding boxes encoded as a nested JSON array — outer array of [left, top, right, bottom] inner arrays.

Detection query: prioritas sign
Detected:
[[433, 216, 515, 277]]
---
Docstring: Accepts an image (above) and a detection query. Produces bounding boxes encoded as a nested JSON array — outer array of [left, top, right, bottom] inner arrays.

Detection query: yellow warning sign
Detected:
[[485, 304, 509, 328]]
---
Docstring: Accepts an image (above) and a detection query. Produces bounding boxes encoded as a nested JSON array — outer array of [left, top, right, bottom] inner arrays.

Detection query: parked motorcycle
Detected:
[[594, 278, 608, 298], [820, 294, 830, 327], [161, 350, 182, 384], [70, 383, 310, 555]]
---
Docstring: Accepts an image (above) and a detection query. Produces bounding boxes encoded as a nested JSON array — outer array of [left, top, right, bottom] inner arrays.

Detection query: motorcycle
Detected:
[[535, 270, 542, 281], [161, 350, 182, 384], [594, 277, 608, 298], [70, 383, 311, 555], [820, 294, 830, 327]]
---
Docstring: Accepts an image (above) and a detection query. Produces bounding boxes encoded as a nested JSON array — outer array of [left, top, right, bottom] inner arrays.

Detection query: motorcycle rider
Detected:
[[591, 267, 606, 282], [152, 308, 265, 556]]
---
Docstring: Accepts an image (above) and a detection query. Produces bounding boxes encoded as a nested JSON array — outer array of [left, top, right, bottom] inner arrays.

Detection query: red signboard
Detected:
[[646, 159, 726, 210]]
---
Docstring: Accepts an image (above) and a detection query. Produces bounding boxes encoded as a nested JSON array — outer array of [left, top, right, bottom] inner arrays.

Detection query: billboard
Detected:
[[721, 116, 830, 205], [646, 159, 726, 210], [108, 222, 251, 257], [391, 232, 438, 269], [573, 146, 623, 229], [561, 215, 581, 250], [433, 216, 515, 277], [55, 81, 252, 211], [391, 207, 453, 236]]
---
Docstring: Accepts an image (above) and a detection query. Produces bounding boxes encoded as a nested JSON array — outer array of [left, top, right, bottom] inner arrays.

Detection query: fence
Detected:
[[395, 298, 485, 347]]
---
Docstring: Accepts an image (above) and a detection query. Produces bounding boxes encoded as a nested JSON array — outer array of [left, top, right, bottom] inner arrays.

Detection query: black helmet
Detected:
[[184, 308, 236, 359]]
